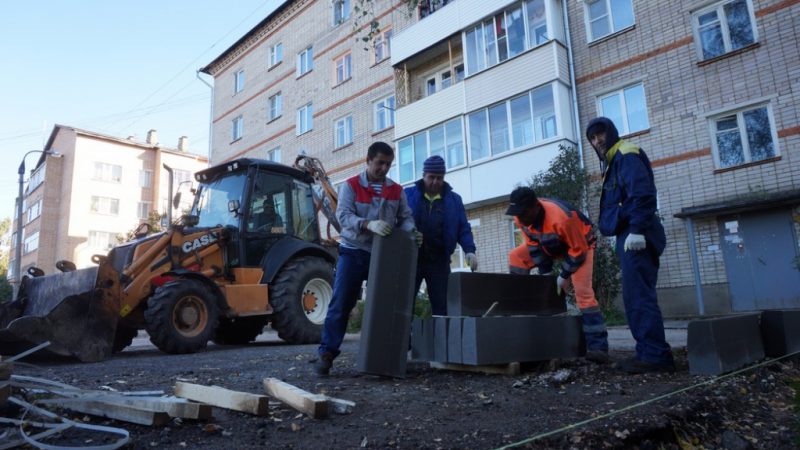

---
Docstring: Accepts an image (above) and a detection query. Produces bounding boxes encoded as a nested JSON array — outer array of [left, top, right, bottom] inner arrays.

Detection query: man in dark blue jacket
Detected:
[[587, 117, 674, 374], [404, 155, 477, 316]]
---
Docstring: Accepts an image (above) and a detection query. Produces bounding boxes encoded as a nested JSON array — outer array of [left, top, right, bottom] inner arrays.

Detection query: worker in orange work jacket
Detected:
[[506, 186, 609, 364]]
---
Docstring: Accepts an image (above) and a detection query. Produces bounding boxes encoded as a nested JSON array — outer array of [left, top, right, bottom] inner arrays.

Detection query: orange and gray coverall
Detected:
[[508, 198, 608, 352]]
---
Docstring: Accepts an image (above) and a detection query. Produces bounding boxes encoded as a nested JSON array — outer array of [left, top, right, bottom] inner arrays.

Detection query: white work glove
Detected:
[[465, 253, 478, 272], [624, 233, 646, 251], [556, 275, 567, 296], [366, 220, 393, 236], [411, 228, 423, 247]]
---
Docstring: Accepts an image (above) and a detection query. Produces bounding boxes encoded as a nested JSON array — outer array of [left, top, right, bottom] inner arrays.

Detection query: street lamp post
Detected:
[[14, 149, 59, 285]]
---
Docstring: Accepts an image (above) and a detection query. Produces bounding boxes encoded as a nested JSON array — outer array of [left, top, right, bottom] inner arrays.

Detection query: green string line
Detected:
[[496, 351, 800, 450]]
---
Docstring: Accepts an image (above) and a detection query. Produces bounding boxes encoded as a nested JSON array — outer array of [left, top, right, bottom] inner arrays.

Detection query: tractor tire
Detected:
[[144, 279, 219, 354], [269, 256, 333, 344], [212, 316, 268, 345], [112, 325, 139, 353]]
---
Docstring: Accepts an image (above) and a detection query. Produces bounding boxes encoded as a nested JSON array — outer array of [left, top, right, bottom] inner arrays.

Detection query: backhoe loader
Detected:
[[0, 157, 340, 362]]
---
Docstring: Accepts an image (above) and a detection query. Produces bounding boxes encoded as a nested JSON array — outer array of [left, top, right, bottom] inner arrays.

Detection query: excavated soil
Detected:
[[3, 336, 799, 449]]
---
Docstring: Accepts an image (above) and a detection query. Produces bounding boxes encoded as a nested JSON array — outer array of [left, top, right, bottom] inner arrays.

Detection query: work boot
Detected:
[[313, 352, 334, 376], [585, 350, 610, 365], [615, 357, 675, 374]]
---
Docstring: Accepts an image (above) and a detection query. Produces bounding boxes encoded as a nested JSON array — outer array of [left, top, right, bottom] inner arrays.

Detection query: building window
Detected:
[[334, 116, 354, 149], [468, 84, 556, 162], [139, 170, 153, 188], [91, 196, 120, 215], [334, 53, 352, 85], [173, 169, 192, 186], [464, 1, 551, 76], [93, 162, 122, 183], [297, 103, 313, 135], [425, 64, 465, 97], [584, 0, 635, 42], [23, 231, 39, 254], [138, 201, 152, 220], [232, 115, 244, 141], [89, 231, 116, 251], [269, 92, 283, 121], [711, 104, 777, 169], [397, 117, 465, 184], [234, 69, 245, 94], [597, 83, 649, 136], [268, 147, 282, 163], [29, 165, 46, 192], [374, 95, 396, 131], [298, 46, 314, 76], [693, 0, 756, 61], [333, 0, 350, 25], [26, 199, 42, 224], [269, 43, 283, 67], [374, 28, 392, 63]]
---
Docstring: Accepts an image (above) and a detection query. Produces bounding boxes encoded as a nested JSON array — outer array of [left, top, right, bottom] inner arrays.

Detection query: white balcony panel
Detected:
[[392, 0, 517, 65], [464, 41, 563, 112], [446, 141, 566, 206], [555, 82, 576, 142], [395, 82, 465, 139]]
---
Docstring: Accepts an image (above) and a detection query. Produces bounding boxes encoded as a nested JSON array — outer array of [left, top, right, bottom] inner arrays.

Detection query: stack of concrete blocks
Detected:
[[687, 309, 800, 375], [411, 272, 586, 366]]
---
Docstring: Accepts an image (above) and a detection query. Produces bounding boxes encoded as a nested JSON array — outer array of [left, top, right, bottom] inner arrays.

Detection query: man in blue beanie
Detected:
[[404, 155, 476, 315]]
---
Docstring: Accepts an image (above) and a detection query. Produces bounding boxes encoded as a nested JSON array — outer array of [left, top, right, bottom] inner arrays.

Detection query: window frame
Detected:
[[93, 162, 122, 183], [332, 0, 351, 26], [23, 230, 39, 254], [269, 42, 283, 67], [334, 52, 352, 85], [373, 27, 393, 63], [595, 82, 650, 136], [137, 201, 152, 220], [373, 95, 396, 131], [395, 117, 466, 184], [708, 102, 779, 170], [334, 115, 354, 149], [269, 92, 283, 121], [583, 0, 635, 43], [691, 0, 757, 61], [26, 198, 42, 224], [268, 146, 282, 163], [297, 46, 314, 76], [139, 169, 153, 188], [88, 230, 116, 251], [297, 103, 314, 135], [90, 195, 120, 216], [234, 69, 245, 94], [232, 115, 244, 142]]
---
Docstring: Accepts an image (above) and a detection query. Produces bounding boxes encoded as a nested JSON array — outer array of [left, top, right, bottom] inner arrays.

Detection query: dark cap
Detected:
[[505, 187, 538, 216], [423, 155, 446, 174]]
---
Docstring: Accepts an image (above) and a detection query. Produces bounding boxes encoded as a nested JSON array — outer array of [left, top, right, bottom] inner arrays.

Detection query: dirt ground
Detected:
[[3, 337, 799, 450]]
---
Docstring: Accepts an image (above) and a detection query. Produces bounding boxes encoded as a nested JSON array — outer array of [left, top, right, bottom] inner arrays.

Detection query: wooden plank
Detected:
[[102, 395, 212, 420], [429, 361, 521, 376], [41, 398, 170, 426], [174, 381, 269, 416], [323, 395, 356, 415], [262, 378, 329, 419]]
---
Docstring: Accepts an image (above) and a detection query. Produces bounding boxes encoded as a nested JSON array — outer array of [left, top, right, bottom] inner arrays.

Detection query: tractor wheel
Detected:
[[212, 316, 268, 345], [269, 256, 333, 344], [144, 279, 219, 354], [112, 325, 139, 353]]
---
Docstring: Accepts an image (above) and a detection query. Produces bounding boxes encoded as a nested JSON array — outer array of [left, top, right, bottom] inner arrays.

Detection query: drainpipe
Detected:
[[684, 217, 706, 315], [196, 70, 215, 159], [562, 0, 584, 171]]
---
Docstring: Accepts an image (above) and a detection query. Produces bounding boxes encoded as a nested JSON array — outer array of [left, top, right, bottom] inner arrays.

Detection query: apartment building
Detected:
[[391, 0, 579, 272], [567, 0, 800, 315], [9, 125, 208, 281], [199, 0, 413, 188]]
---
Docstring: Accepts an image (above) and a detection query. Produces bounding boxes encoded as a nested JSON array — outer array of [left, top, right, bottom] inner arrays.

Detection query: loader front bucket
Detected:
[[0, 267, 119, 362]]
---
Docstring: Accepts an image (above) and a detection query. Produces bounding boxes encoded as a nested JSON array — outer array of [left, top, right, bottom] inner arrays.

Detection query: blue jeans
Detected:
[[414, 258, 451, 316], [318, 247, 371, 358], [616, 230, 673, 365]]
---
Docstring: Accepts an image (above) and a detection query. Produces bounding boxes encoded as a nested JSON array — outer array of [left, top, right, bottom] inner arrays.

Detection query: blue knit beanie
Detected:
[[423, 155, 446, 174]]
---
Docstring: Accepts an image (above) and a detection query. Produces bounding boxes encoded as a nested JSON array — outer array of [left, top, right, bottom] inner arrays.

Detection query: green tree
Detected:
[[0, 217, 14, 301], [353, 0, 420, 49], [527, 145, 622, 320]]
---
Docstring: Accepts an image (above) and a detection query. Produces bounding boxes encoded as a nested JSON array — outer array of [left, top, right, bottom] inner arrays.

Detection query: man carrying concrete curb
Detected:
[[506, 187, 610, 364], [314, 141, 420, 376], [404, 155, 477, 316], [586, 116, 674, 374]]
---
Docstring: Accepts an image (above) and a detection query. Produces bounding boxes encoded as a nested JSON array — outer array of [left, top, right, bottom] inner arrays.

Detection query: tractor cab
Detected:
[[191, 158, 323, 269]]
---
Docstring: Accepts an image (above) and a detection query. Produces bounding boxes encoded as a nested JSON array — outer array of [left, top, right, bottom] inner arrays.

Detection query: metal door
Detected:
[[718, 208, 800, 311]]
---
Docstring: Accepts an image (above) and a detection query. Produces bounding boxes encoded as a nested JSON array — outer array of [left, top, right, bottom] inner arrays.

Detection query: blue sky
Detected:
[[0, 0, 283, 221]]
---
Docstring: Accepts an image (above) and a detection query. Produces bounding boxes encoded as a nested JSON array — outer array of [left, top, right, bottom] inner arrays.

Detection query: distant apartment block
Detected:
[[567, 0, 800, 315], [9, 125, 209, 281]]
